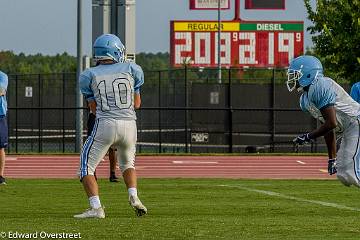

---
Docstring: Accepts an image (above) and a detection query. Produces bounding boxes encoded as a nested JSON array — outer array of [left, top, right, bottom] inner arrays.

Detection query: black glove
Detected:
[[328, 158, 337, 175], [293, 133, 312, 145]]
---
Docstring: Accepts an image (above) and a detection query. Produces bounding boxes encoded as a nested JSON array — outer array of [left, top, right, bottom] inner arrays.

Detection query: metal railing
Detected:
[[6, 106, 322, 154], [6, 68, 337, 153]]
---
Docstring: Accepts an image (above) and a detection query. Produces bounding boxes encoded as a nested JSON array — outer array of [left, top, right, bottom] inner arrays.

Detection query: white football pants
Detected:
[[79, 118, 137, 179], [336, 119, 360, 187]]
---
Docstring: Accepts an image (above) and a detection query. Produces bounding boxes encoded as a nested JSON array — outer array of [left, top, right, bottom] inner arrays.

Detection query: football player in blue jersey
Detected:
[[350, 81, 360, 103], [0, 71, 8, 185], [74, 34, 147, 218], [288, 55, 360, 188]]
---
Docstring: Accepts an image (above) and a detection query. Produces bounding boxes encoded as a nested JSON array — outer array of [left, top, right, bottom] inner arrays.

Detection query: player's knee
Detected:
[[336, 170, 360, 187], [78, 165, 96, 180], [79, 174, 96, 183], [337, 174, 352, 187], [78, 172, 96, 182], [118, 153, 135, 173], [120, 163, 135, 173], [335, 161, 356, 187]]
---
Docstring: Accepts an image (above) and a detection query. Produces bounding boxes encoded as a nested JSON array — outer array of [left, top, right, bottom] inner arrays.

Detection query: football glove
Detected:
[[328, 158, 337, 175], [293, 133, 312, 145]]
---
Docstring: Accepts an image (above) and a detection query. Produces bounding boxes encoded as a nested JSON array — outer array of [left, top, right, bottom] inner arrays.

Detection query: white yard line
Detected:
[[218, 184, 360, 212]]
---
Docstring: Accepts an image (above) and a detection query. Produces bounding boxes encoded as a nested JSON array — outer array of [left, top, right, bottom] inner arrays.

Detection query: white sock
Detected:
[[128, 188, 138, 198], [89, 196, 102, 209]]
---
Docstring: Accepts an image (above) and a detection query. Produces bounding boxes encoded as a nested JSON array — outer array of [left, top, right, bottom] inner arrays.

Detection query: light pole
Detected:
[[76, 0, 84, 152], [217, 0, 222, 84]]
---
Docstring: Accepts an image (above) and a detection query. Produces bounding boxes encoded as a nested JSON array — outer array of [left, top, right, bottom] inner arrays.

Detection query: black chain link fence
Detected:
[[6, 68, 350, 153]]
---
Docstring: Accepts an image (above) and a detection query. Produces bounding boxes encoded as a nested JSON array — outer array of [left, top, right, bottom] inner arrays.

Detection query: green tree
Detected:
[[0, 51, 77, 74], [304, 0, 360, 83], [0, 51, 172, 74], [136, 52, 170, 71]]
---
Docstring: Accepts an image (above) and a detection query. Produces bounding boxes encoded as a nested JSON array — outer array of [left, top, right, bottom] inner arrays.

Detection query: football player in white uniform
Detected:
[[288, 55, 360, 188], [74, 34, 147, 218]]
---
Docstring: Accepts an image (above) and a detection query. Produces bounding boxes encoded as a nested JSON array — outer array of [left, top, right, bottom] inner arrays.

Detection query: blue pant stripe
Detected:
[[80, 138, 91, 177], [352, 119, 360, 182], [80, 119, 99, 178]]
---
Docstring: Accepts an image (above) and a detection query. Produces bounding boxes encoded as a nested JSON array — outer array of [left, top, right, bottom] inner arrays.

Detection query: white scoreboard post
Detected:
[[92, 0, 136, 62]]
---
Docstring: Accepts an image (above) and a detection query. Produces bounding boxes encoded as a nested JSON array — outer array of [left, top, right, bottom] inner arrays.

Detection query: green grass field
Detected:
[[1, 178, 360, 240]]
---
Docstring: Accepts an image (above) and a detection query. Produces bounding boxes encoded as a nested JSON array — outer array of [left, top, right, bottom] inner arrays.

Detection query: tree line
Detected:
[[0, 51, 170, 75]]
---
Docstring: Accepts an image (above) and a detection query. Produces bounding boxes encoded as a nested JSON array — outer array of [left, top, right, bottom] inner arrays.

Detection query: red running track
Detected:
[[4, 155, 335, 179]]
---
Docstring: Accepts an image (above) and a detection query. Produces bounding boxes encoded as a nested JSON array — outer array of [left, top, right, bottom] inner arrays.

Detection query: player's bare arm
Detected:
[[293, 105, 338, 174], [293, 106, 337, 145], [315, 106, 337, 175], [88, 100, 97, 115], [308, 106, 337, 140], [134, 93, 141, 109], [323, 130, 336, 159], [318, 106, 337, 160]]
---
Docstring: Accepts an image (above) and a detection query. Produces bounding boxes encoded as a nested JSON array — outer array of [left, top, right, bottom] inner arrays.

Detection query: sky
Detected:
[[0, 0, 316, 56]]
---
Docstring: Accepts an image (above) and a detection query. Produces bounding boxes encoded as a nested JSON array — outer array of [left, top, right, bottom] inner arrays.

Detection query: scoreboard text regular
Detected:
[[170, 20, 303, 68]]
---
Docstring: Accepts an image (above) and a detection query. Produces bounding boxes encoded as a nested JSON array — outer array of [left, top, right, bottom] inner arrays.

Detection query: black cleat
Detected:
[[0, 176, 6, 185], [109, 175, 119, 183]]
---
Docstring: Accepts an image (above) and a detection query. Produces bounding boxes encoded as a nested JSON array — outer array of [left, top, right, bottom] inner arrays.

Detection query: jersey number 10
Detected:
[[97, 78, 132, 111]]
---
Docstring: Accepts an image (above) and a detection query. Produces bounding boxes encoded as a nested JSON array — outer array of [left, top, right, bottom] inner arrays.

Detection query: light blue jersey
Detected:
[[0, 71, 8, 116], [80, 62, 144, 120], [300, 76, 360, 133]]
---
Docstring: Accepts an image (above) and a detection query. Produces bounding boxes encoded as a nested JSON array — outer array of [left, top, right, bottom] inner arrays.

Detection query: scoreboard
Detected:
[[170, 20, 303, 68]]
